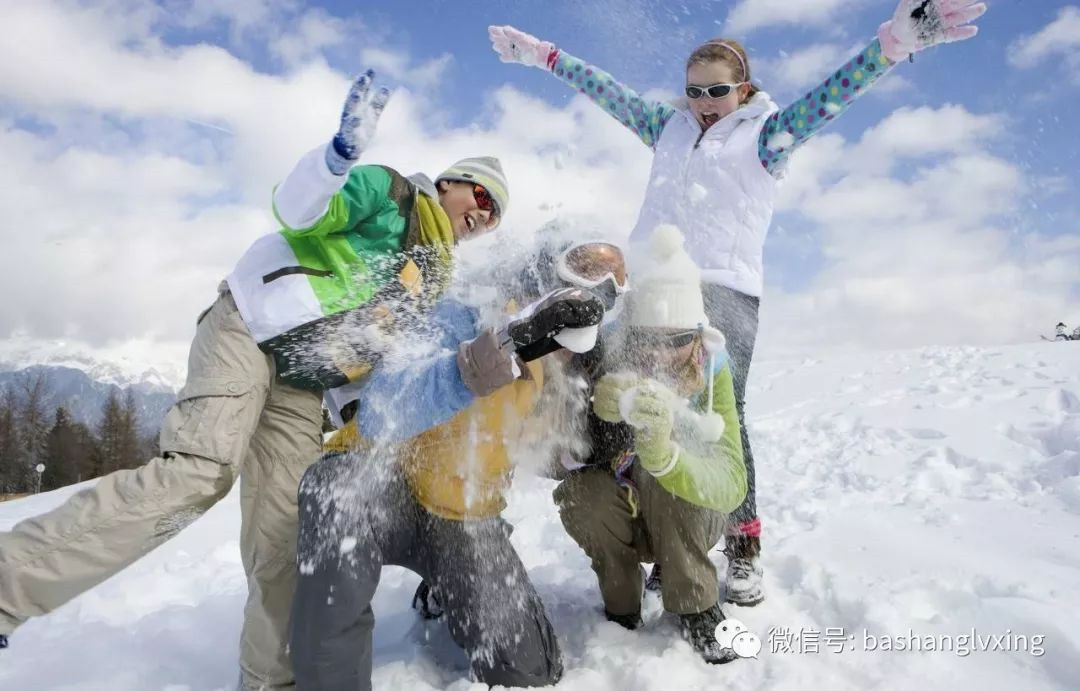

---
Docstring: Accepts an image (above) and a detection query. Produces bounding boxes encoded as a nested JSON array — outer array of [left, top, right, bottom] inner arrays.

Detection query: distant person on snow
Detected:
[[488, 0, 987, 606], [0, 69, 511, 690], [1055, 322, 1070, 341], [555, 226, 748, 664]]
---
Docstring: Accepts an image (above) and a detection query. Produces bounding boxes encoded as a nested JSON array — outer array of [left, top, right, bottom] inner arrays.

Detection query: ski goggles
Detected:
[[685, 82, 744, 99], [472, 184, 501, 228], [555, 242, 629, 309]]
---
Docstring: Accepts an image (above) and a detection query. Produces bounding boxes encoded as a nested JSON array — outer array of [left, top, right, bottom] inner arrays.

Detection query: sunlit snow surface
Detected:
[[2, 343, 1079, 690]]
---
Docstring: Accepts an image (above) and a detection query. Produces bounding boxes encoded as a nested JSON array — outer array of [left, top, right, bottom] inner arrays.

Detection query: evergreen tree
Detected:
[[94, 390, 125, 477], [0, 387, 21, 495], [119, 389, 142, 470], [42, 406, 95, 491]]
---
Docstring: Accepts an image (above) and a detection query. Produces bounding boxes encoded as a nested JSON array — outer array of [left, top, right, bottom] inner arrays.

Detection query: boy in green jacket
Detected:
[[0, 69, 511, 690]]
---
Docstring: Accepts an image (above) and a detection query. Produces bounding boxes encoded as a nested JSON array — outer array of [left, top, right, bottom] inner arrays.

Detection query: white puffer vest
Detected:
[[629, 92, 780, 297]]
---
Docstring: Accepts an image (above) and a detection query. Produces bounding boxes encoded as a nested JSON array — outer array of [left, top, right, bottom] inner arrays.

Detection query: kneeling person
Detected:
[[290, 288, 604, 690]]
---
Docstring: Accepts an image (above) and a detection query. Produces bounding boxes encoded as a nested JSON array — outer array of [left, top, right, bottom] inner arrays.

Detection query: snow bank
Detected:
[[2, 342, 1079, 690]]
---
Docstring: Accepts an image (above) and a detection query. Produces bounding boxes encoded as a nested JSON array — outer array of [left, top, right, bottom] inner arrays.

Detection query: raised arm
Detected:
[[273, 69, 394, 234], [759, 39, 894, 175], [760, 0, 986, 175], [488, 25, 676, 150]]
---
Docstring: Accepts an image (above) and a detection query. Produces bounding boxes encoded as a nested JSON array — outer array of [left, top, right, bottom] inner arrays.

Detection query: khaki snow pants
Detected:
[[0, 290, 323, 688], [554, 464, 725, 616]]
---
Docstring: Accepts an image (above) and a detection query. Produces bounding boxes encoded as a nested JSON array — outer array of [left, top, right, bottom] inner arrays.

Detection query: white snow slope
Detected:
[[2, 342, 1079, 691]]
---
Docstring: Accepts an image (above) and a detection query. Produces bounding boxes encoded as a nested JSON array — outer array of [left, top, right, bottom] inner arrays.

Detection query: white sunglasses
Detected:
[[685, 82, 744, 99]]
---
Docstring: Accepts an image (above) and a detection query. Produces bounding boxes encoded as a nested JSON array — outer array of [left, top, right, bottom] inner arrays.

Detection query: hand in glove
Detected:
[[325, 69, 392, 175], [488, 25, 557, 70], [878, 0, 986, 63], [500, 287, 605, 362], [592, 372, 644, 423], [457, 328, 521, 398], [624, 384, 678, 475]]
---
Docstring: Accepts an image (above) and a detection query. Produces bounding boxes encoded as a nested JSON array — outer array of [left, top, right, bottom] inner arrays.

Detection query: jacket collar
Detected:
[[408, 172, 438, 199]]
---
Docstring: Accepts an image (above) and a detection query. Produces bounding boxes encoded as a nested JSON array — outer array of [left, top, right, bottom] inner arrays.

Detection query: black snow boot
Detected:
[[679, 603, 738, 664], [411, 580, 444, 620]]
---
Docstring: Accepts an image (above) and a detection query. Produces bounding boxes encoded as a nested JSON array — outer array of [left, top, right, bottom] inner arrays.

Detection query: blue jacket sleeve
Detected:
[[352, 300, 479, 443]]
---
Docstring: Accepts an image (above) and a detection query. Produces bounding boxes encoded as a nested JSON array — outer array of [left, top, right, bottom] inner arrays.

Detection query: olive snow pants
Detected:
[[554, 465, 725, 616], [290, 452, 563, 691], [0, 290, 324, 688]]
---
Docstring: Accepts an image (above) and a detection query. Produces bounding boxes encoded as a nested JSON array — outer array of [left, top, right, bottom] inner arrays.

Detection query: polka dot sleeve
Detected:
[[759, 38, 896, 176], [552, 50, 676, 151]]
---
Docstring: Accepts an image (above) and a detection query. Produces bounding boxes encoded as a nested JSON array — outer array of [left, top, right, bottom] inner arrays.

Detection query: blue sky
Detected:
[[1, 0, 1078, 367]]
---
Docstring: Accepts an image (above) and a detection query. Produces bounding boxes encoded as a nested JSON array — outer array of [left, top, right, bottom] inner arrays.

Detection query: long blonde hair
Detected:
[[686, 38, 759, 105]]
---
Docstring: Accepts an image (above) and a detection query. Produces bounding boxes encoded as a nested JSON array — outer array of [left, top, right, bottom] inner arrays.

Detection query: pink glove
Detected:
[[878, 0, 987, 63], [487, 25, 557, 71]]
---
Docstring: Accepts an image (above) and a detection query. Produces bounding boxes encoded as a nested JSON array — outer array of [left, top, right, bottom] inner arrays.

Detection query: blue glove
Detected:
[[325, 69, 392, 175]]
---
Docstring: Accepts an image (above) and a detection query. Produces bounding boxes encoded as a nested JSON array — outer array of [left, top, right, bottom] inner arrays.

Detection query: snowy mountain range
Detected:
[[0, 339, 183, 434]]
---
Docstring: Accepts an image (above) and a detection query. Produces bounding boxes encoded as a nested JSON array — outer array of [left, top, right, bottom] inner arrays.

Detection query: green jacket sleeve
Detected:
[[273, 145, 397, 238], [650, 365, 748, 512]]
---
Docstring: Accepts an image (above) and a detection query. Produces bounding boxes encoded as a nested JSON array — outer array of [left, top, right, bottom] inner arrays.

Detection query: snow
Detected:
[[2, 342, 1080, 690]]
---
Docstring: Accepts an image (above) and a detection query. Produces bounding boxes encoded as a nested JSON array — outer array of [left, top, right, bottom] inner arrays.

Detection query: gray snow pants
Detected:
[[290, 452, 563, 691], [0, 289, 324, 688], [701, 283, 760, 531]]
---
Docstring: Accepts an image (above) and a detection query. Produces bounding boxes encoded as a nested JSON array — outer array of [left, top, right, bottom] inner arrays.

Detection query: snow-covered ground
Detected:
[[2, 342, 1079, 690]]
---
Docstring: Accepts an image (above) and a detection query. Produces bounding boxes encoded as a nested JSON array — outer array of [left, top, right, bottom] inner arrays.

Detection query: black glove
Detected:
[[501, 287, 605, 362]]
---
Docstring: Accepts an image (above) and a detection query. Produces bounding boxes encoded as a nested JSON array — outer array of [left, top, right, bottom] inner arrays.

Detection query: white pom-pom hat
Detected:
[[626, 224, 729, 442], [627, 224, 726, 355]]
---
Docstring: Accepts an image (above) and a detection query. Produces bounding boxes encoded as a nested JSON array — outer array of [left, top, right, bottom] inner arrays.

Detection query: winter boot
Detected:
[[724, 536, 764, 606], [500, 287, 605, 362], [604, 609, 643, 630], [678, 602, 738, 664], [411, 580, 444, 620], [0, 634, 8, 649]]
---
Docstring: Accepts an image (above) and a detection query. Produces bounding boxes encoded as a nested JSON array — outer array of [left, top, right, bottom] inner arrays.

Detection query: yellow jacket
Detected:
[[324, 358, 544, 520]]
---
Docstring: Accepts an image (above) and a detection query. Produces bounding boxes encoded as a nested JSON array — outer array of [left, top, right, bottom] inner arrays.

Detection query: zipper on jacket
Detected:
[[262, 266, 334, 283]]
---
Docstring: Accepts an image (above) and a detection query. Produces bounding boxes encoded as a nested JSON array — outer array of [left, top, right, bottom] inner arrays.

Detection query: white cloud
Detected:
[[763, 104, 1078, 353], [845, 104, 1004, 174], [0, 0, 1076, 373], [755, 41, 913, 100], [1008, 6, 1080, 70], [0, 0, 654, 368], [725, 0, 867, 35], [359, 48, 455, 90], [757, 43, 857, 93]]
